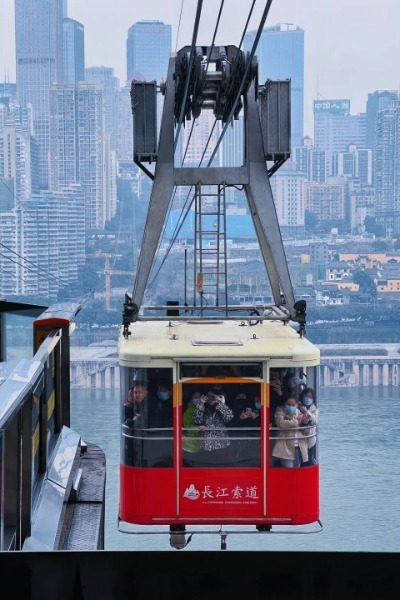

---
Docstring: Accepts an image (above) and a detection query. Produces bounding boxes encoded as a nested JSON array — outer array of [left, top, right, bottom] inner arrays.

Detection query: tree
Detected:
[[353, 268, 376, 297]]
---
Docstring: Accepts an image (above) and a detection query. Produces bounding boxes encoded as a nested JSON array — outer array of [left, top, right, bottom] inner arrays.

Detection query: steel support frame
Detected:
[[132, 60, 295, 320]]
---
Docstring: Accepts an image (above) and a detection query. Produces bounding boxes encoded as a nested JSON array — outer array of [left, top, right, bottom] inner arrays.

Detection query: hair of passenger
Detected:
[[133, 381, 147, 389], [300, 387, 315, 401]]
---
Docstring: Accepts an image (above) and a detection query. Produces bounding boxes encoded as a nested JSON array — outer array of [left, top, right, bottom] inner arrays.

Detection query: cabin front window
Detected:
[[269, 367, 319, 468], [122, 367, 173, 468], [182, 380, 261, 468]]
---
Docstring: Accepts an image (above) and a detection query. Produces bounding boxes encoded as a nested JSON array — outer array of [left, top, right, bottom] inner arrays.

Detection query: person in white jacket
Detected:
[[272, 397, 309, 468]]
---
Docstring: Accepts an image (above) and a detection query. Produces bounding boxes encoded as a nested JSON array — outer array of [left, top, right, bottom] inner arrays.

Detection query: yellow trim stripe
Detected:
[[32, 424, 40, 455], [47, 390, 55, 421]]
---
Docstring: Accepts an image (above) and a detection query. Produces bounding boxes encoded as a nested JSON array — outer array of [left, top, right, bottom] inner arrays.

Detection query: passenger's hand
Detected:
[[270, 380, 282, 396], [200, 395, 207, 406]]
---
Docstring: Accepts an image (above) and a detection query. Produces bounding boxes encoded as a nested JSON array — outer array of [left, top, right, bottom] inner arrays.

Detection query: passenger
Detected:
[[231, 392, 260, 466], [124, 381, 149, 427], [182, 392, 201, 454], [123, 381, 150, 466], [282, 371, 300, 401], [153, 381, 173, 428], [272, 396, 308, 468], [298, 387, 318, 466], [231, 392, 260, 427], [269, 369, 284, 427], [192, 390, 234, 463], [123, 381, 173, 467]]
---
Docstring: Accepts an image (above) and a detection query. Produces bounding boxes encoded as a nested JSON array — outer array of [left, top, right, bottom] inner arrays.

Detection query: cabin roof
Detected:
[[118, 319, 320, 365]]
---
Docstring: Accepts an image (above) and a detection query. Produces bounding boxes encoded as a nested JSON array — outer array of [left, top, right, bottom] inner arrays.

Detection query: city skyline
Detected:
[[1, 0, 400, 135]]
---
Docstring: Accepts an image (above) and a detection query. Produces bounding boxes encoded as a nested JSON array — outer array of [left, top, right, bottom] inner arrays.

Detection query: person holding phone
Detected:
[[192, 390, 234, 463]]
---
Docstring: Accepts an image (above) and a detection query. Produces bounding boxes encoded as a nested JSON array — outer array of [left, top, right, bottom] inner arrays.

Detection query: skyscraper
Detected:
[[366, 90, 398, 151], [366, 90, 399, 184], [375, 102, 400, 234], [0, 187, 85, 297], [85, 67, 119, 150], [244, 24, 304, 147], [15, 0, 64, 189], [63, 18, 85, 84], [313, 99, 366, 176], [49, 83, 116, 230], [126, 21, 171, 83]]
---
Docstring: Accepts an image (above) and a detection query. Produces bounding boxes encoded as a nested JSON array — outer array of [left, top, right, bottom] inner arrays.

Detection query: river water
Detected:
[[71, 386, 400, 552]]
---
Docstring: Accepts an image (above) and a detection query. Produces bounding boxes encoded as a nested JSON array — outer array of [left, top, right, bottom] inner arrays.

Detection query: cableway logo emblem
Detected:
[[183, 484, 200, 500]]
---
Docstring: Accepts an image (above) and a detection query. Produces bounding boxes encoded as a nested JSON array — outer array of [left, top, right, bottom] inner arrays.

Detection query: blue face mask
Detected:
[[303, 397, 313, 407], [286, 405, 297, 415], [255, 401, 261, 410], [192, 397, 200, 407], [157, 391, 170, 402]]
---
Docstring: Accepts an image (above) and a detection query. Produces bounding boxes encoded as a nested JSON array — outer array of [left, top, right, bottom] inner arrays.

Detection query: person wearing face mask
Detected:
[[272, 397, 309, 468], [298, 388, 318, 466], [152, 382, 173, 428], [182, 392, 201, 456]]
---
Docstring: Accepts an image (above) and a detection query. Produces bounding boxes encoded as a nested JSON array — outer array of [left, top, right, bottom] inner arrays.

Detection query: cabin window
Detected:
[[182, 381, 261, 468], [269, 367, 319, 468], [180, 362, 262, 378], [122, 367, 173, 468]]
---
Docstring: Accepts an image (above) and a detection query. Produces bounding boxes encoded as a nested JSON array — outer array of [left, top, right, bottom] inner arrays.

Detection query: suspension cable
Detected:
[[148, 0, 264, 291], [174, 0, 203, 151], [236, 0, 257, 58], [180, 0, 224, 166], [0, 251, 43, 282], [174, 0, 185, 53], [207, 0, 274, 167], [0, 236, 65, 284], [148, 1, 225, 287]]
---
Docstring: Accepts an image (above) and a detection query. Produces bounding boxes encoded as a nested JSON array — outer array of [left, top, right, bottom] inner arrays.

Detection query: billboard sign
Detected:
[[313, 99, 350, 114]]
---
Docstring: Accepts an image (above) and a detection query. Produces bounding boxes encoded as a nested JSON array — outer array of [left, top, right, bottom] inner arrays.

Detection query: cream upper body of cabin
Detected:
[[118, 319, 320, 368]]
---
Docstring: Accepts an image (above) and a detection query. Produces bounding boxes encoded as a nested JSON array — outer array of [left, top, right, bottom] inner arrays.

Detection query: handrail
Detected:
[[0, 302, 80, 551]]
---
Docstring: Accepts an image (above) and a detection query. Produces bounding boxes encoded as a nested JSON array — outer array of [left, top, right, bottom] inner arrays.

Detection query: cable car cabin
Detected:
[[118, 318, 320, 533]]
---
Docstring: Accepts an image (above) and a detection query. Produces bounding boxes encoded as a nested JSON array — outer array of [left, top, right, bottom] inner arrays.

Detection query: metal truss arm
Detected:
[[244, 84, 296, 317], [132, 59, 176, 311]]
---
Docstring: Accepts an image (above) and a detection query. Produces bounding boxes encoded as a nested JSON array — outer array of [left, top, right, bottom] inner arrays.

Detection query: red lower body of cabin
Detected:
[[119, 465, 319, 526]]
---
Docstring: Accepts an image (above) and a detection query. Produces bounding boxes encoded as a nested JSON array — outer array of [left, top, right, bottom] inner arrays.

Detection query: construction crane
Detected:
[[81, 253, 132, 310]]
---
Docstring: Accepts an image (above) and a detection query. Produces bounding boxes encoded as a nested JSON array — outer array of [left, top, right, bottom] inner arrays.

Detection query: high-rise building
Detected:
[[49, 83, 117, 230], [349, 187, 375, 234], [332, 145, 373, 186], [0, 83, 17, 105], [366, 90, 399, 185], [85, 67, 119, 150], [366, 90, 398, 151], [126, 21, 172, 83], [244, 24, 304, 147], [0, 187, 85, 297], [0, 100, 39, 202], [15, 0, 64, 189], [0, 126, 32, 203], [305, 180, 347, 229], [116, 84, 134, 161], [270, 171, 306, 236], [375, 102, 400, 234], [63, 18, 85, 84], [293, 139, 327, 183], [314, 99, 366, 156]]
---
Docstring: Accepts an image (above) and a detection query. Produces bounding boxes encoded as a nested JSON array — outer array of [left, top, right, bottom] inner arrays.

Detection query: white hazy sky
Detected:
[[1, 0, 400, 135]]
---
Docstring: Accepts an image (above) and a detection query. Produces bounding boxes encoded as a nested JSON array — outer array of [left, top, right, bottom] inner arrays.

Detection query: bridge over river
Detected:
[[70, 342, 400, 389]]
